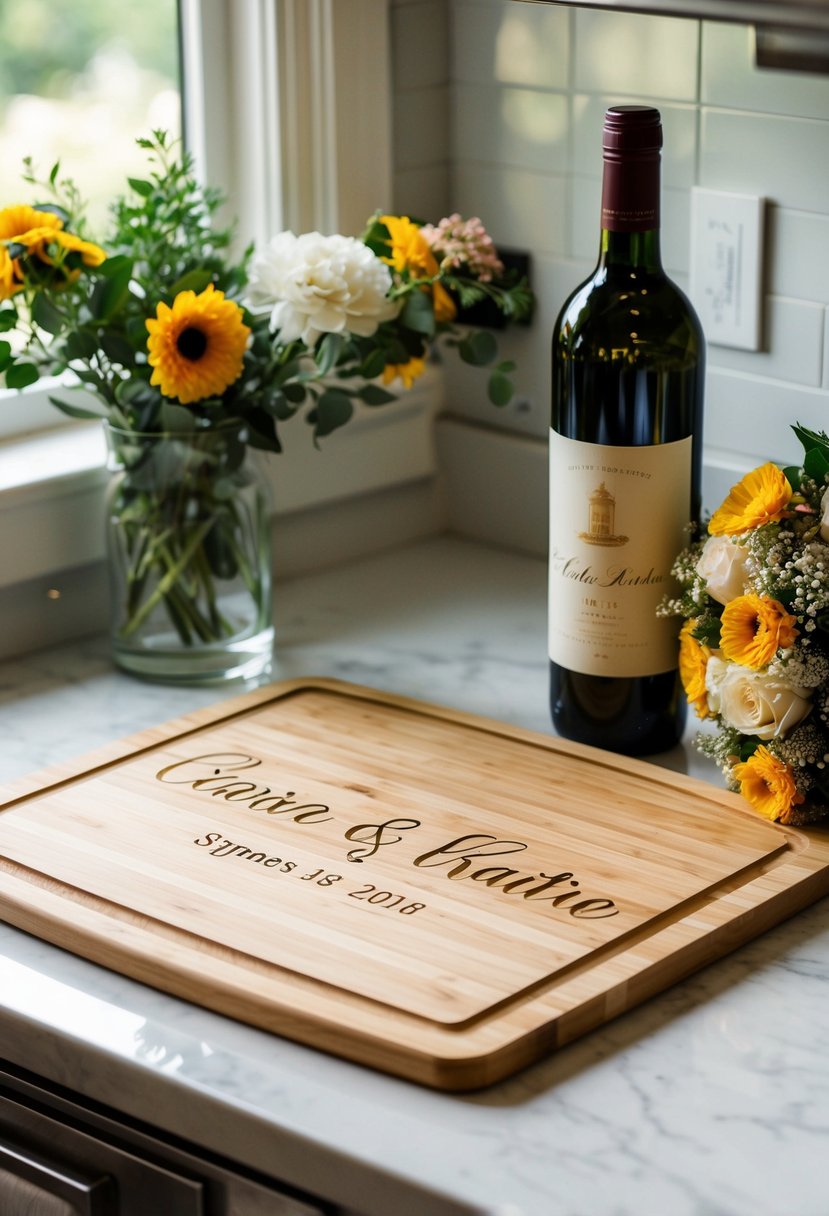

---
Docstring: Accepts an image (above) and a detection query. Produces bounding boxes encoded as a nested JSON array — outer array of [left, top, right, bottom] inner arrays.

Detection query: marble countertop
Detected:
[[1, 537, 827, 1216]]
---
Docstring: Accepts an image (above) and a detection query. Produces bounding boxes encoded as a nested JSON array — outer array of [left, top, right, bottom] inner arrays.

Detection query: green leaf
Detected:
[[260, 389, 295, 420], [32, 293, 64, 336], [315, 333, 345, 376], [160, 402, 196, 432], [783, 465, 803, 490], [91, 263, 132, 320], [0, 341, 11, 372], [48, 394, 106, 421], [99, 332, 136, 367], [283, 382, 307, 404], [400, 290, 435, 336], [93, 254, 133, 279], [358, 384, 397, 406], [314, 389, 354, 438], [63, 331, 100, 361], [360, 347, 388, 380], [5, 363, 39, 389], [169, 268, 214, 295], [128, 177, 154, 197], [803, 446, 829, 483], [459, 329, 498, 367], [0, 309, 17, 333], [487, 372, 513, 407]]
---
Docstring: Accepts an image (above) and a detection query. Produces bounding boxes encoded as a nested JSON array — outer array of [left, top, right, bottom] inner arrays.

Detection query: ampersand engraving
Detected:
[[344, 817, 421, 863]]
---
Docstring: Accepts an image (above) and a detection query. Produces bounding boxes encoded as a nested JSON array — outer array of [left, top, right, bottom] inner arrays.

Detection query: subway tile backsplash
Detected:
[[392, 0, 829, 480]]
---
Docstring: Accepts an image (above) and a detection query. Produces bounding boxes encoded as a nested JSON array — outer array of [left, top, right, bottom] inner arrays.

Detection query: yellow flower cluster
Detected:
[[679, 463, 810, 823], [377, 214, 458, 392], [0, 204, 105, 299]]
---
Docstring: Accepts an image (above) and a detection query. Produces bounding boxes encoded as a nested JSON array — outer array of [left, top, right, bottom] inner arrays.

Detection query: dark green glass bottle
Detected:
[[549, 105, 704, 755]]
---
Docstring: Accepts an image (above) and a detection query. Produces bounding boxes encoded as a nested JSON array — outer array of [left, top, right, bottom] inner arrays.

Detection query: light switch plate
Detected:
[[689, 187, 765, 351]]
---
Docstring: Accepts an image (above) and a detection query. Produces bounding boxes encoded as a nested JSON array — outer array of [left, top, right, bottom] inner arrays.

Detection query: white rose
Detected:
[[696, 535, 751, 606], [820, 485, 829, 543], [246, 231, 398, 347], [710, 661, 812, 741]]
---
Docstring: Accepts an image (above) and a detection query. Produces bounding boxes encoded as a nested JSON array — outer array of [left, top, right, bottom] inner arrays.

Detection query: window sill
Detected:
[[0, 369, 444, 592]]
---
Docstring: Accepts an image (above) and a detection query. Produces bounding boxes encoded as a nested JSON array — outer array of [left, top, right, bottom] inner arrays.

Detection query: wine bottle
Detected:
[[549, 105, 704, 755]]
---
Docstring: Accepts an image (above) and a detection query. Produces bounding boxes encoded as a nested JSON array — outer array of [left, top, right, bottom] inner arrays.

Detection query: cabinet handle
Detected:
[[0, 1137, 116, 1215]]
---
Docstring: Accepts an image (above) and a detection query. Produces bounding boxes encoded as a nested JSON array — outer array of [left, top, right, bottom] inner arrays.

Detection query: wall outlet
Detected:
[[689, 188, 765, 351]]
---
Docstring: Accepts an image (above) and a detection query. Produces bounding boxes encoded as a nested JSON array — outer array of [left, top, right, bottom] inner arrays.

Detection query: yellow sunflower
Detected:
[[382, 355, 426, 390], [380, 215, 438, 276], [146, 285, 250, 405], [0, 204, 63, 299], [678, 620, 711, 719], [720, 594, 798, 670], [380, 214, 457, 325], [732, 746, 804, 822], [708, 463, 792, 537], [16, 226, 106, 269]]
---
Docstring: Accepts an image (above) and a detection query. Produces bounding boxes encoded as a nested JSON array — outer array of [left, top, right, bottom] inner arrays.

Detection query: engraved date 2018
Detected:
[[192, 833, 426, 914], [348, 884, 425, 914]]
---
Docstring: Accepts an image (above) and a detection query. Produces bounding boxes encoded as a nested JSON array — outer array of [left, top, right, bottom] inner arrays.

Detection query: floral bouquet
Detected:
[[664, 425, 829, 825], [0, 132, 532, 680]]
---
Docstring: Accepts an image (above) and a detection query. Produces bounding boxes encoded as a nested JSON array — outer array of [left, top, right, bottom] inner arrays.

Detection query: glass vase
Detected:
[[104, 422, 274, 684]]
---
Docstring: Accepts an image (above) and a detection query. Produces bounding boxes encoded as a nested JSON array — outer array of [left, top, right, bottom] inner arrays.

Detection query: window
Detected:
[[0, 0, 181, 439], [0, 0, 410, 604]]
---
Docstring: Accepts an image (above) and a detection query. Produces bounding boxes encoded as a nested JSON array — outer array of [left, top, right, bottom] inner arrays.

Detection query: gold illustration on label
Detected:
[[548, 431, 692, 678], [578, 482, 628, 547]]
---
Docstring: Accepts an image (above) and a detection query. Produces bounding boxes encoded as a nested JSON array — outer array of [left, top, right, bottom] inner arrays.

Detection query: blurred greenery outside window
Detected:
[[0, 0, 181, 229], [0, 0, 181, 440]]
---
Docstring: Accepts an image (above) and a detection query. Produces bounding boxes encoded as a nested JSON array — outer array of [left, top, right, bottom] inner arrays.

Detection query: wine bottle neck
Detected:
[[598, 146, 662, 271], [598, 227, 662, 272]]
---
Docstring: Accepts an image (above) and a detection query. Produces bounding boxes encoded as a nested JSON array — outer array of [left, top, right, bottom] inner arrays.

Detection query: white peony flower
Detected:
[[246, 231, 398, 347], [820, 484, 829, 543], [696, 535, 751, 606], [707, 657, 812, 740]]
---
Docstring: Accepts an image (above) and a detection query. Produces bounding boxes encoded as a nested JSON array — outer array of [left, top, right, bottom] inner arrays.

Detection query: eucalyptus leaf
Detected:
[[487, 372, 513, 407], [5, 362, 39, 389], [459, 329, 497, 367], [360, 347, 388, 380], [315, 389, 354, 437], [358, 384, 397, 406]]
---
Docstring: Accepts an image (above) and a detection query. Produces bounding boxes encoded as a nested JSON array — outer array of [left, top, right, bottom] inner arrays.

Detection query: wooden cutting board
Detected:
[[1, 677, 828, 1090]]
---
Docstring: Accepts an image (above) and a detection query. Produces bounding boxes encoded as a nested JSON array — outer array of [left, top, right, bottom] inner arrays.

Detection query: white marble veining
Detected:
[[1, 537, 828, 1216]]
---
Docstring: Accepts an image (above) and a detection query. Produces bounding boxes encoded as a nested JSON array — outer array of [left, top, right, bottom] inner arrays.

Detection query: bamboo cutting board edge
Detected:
[[3, 676, 829, 1091], [1, 839, 827, 1091]]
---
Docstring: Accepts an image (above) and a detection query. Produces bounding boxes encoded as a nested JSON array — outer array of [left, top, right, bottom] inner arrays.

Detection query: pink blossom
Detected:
[[421, 213, 504, 282]]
